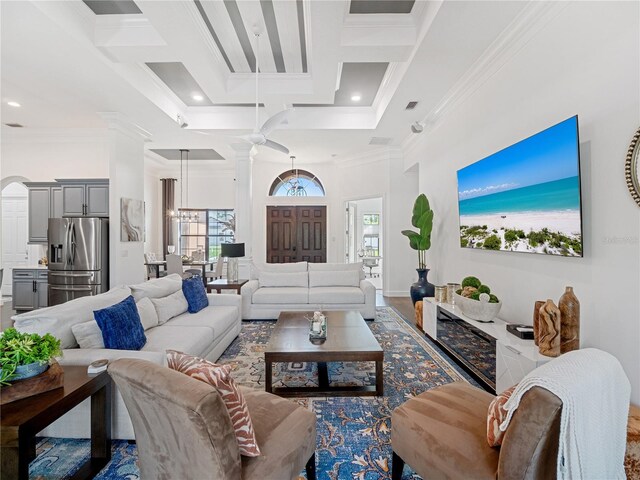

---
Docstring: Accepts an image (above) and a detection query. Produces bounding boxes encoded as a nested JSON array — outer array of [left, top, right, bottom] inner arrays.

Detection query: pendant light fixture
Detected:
[[286, 155, 307, 196], [172, 149, 199, 223]]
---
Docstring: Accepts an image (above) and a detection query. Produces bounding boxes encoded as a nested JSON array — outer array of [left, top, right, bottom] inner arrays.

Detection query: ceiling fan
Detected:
[[233, 33, 291, 155]]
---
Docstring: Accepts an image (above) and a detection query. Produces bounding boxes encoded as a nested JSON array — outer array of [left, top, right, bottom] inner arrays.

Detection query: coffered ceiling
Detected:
[[1, 0, 529, 164]]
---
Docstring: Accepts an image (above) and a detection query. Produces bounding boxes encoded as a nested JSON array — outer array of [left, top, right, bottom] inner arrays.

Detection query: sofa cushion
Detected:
[[250, 261, 307, 280], [165, 306, 238, 337], [94, 296, 146, 351], [308, 270, 360, 288], [252, 287, 308, 305], [150, 289, 189, 325], [167, 351, 261, 457], [308, 287, 364, 304], [13, 285, 131, 349], [391, 382, 498, 480], [71, 320, 104, 349], [130, 274, 182, 301], [182, 276, 209, 313], [308, 262, 365, 280], [258, 271, 308, 288], [142, 325, 214, 356], [137, 297, 159, 331]]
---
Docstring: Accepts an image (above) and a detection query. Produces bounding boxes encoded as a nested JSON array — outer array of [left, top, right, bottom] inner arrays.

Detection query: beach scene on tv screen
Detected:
[[457, 117, 582, 256]]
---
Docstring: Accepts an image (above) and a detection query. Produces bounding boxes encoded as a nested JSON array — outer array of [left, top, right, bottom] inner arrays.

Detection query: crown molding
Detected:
[[1, 128, 108, 144], [402, 1, 569, 159], [98, 112, 153, 142], [335, 146, 402, 169]]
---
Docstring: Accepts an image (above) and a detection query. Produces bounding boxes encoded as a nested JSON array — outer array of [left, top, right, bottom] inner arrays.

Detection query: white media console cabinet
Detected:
[[422, 297, 550, 393]]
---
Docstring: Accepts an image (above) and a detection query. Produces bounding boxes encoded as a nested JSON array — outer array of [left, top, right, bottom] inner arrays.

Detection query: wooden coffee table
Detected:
[[265, 311, 384, 397], [0, 366, 111, 480]]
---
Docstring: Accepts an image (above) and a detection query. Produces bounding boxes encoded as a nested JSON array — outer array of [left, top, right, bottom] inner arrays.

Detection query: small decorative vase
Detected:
[[538, 299, 561, 357], [559, 286, 580, 353], [410, 268, 435, 305], [532, 300, 545, 346]]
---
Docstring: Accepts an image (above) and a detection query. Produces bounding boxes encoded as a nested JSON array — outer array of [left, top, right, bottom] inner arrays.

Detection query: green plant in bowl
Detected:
[[0, 328, 62, 386]]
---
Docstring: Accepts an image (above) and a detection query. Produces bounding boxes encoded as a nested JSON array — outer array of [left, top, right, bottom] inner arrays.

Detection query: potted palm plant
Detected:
[[402, 194, 435, 304], [0, 328, 62, 386]]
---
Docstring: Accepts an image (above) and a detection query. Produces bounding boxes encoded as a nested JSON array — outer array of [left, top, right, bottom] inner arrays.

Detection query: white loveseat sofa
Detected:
[[12, 274, 241, 440], [241, 262, 376, 320]]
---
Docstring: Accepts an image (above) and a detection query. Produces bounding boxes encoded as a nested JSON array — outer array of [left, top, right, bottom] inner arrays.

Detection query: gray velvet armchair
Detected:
[[108, 358, 317, 480]]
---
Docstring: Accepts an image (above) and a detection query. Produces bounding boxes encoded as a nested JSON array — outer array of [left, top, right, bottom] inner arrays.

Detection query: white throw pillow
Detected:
[[130, 274, 182, 301], [309, 270, 361, 288], [71, 320, 105, 349], [308, 262, 365, 280], [137, 297, 159, 331], [12, 285, 132, 349], [150, 290, 189, 325], [250, 261, 308, 280], [258, 271, 308, 288]]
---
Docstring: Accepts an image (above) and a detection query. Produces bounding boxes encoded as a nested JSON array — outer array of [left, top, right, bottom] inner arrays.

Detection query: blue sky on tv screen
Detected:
[[457, 116, 579, 200]]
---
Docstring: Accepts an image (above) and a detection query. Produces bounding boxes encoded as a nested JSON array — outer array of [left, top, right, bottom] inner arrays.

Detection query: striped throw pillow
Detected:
[[167, 350, 261, 457], [487, 384, 517, 447]]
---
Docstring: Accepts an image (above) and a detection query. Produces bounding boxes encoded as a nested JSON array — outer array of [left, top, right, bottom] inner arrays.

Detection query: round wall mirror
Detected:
[[626, 127, 640, 207]]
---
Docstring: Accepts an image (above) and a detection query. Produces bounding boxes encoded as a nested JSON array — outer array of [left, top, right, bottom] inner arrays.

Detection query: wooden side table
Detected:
[[0, 366, 112, 480], [206, 278, 248, 294]]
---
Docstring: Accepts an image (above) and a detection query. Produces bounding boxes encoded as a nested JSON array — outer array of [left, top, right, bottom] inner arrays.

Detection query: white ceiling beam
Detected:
[[272, 0, 303, 73], [235, 0, 277, 73], [136, 1, 228, 102], [94, 16, 166, 48], [198, 1, 251, 74]]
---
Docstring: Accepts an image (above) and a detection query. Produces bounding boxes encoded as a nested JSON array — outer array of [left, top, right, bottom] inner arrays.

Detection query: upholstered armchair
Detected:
[[108, 358, 317, 480], [391, 382, 562, 480]]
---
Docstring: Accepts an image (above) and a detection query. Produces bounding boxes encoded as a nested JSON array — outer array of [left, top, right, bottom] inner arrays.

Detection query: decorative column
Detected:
[[232, 143, 254, 278]]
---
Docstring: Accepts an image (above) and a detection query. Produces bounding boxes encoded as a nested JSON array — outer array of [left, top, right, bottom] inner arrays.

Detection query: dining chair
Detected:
[[166, 254, 191, 279], [205, 256, 225, 282], [144, 253, 166, 280]]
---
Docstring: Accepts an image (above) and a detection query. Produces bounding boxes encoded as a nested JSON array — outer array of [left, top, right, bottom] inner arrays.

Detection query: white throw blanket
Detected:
[[500, 348, 630, 480]]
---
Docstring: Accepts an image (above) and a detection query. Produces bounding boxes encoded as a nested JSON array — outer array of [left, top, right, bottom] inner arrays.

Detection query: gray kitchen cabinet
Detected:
[[86, 184, 109, 216], [51, 187, 63, 218], [62, 184, 86, 216], [12, 280, 36, 311], [12, 269, 48, 312], [62, 181, 109, 217], [27, 187, 51, 243]]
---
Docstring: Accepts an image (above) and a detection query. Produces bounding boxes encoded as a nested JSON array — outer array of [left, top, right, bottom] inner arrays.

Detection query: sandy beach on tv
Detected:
[[460, 210, 581, 235]]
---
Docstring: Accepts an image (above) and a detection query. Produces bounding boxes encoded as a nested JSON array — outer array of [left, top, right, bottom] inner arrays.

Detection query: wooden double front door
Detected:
[[267, 206, 326, 263]]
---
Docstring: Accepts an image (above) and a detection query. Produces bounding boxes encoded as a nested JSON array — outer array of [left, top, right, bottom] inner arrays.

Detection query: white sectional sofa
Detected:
[[12, 274, 242, 440], [241, 262, 376, 320]]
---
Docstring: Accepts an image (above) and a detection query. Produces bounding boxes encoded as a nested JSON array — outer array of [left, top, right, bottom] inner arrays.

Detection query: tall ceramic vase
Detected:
[[559, 286, 580, 353], [410, 268, 435, 305]]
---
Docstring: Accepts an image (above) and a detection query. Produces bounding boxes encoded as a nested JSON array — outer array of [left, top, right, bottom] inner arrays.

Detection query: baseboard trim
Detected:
[[382, 291, 410, 297]]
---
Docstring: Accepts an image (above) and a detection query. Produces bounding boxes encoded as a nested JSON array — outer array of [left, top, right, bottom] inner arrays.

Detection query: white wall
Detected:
[[105, 121, 146, 287], [1, 130, 109, 181], [404, 2, 640, 402]]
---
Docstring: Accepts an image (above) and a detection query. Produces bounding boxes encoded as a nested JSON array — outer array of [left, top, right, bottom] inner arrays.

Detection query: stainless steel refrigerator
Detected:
[[48, 218, 109, 306]]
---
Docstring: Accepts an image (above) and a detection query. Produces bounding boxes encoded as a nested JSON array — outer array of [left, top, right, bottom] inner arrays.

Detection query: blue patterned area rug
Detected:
[[30, 307, 473, 480]]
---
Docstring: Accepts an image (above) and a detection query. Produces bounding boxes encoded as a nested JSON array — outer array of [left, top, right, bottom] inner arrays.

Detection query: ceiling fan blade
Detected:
[[260, 109, 292, 136], [263, 139, 290, 155]]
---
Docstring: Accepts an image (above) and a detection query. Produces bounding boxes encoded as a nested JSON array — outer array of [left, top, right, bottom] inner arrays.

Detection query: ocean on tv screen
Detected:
[[457, 117, 582, 257]]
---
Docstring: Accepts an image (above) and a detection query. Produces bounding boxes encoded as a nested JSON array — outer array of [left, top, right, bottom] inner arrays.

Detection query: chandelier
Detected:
[[171, 149, 199, 223], [286, 156, 307, 196]]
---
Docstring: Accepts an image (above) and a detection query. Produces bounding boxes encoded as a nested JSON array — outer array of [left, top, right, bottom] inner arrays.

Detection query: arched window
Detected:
[[269, 169, 325, 196]]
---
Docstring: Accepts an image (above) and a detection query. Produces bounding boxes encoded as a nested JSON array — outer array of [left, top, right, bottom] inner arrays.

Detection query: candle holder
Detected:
[[309, 311, 327, 340]]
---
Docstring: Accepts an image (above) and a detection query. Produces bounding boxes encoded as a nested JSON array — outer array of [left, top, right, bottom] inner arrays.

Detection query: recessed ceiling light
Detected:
[[7, 101, 21, 107], [192, 94, 204, 102], [351, 94, 361, 102]]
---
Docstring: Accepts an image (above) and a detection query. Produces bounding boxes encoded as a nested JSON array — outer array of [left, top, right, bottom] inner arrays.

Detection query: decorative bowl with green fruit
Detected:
[[453, 276, 502, 322]]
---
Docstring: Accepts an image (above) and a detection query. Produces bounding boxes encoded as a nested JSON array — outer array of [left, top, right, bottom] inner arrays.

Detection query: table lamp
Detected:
[[221, 243, 245, 282]]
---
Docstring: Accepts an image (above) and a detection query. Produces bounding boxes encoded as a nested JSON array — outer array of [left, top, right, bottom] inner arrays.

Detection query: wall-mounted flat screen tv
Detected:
[[457, 116, 582, 257]]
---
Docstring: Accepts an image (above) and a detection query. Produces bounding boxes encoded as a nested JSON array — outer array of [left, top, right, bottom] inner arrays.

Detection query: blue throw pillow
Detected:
[[182, 276, 209, 313], [94, 295, 146, 350]]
